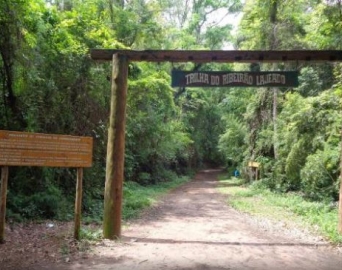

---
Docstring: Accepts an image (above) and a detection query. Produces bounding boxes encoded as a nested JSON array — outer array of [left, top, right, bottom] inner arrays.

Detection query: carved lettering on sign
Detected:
[[171, 70, 299, 88]]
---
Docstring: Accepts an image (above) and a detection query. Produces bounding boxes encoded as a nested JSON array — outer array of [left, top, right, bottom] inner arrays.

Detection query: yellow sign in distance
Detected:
[[248, 161, 260, 168]]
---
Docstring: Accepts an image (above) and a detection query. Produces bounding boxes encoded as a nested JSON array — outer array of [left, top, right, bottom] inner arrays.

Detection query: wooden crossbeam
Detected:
[[90, 49, 342, 62]]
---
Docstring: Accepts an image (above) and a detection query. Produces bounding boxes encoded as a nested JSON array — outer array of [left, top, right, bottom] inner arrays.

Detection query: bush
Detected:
[[7, 184, 70, 220], [300, 147, 339, 201]]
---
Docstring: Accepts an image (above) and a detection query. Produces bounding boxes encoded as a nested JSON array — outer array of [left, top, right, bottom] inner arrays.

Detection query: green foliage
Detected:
[[296, 65, 334, 97], [305, 2, 342, 49], [7, 183, 71, 220], [80, 228, 103, 241], [218, 114, 247, 166], [300, 145, 340, 201], [178, 86, 227, 167], [243, 88, 274, 161], [218, 87, 253, 167], [220, 0, 342, 204], [237, 0, 310, 50], [275, 90, 341, 196], [125, 69, 193, 183], [284, 138, 310, 190]]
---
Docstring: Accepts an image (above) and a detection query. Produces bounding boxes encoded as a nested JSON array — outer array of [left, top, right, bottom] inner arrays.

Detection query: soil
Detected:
[[1, 169, 342, 270]]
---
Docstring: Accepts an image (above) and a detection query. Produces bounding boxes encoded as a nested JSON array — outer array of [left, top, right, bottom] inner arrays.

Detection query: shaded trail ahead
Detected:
[[53, 169, 341, 270]]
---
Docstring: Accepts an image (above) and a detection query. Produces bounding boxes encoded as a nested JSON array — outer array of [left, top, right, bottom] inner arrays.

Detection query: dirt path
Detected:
[[4, 169, 342, 269]]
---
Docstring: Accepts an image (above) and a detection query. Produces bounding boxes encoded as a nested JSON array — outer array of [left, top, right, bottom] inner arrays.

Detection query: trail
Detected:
[[39, 170, 342, 269]]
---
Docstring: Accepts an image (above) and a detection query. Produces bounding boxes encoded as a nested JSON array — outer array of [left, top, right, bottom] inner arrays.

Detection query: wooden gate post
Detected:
[[0, 166, 9, 243], [103, 54, 128, 239], [339, 127, 342, 234], [339, 176, 342, 234], [339, 129, 342, 234]]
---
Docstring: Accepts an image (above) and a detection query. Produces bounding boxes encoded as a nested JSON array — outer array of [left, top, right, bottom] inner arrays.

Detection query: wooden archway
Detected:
[[91, 49, 342, 239]]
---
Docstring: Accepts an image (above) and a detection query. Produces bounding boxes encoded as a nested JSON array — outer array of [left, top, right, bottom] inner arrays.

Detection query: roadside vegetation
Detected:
[[8, 173, 190, 224], [218, 174, 342, 245]]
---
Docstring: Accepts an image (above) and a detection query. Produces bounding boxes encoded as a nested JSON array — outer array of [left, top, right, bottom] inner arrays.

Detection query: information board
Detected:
[[171, 70, 299, 88], [0, 131, 93, 167]]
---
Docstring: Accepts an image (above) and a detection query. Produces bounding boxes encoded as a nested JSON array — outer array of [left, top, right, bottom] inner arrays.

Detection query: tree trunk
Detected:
[[270, 0, 278, 23], [273, 87, 278, 159]]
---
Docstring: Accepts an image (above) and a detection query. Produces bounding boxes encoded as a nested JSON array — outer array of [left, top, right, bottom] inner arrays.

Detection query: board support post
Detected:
[[74, 167, 83, 240], [0, 166, 9, 244]]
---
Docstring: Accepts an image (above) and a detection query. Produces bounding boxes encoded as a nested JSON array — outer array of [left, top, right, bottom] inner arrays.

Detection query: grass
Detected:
[[123, 175, 190, 220], [218, 174, 342, 244], [80, 227, 103, 241]]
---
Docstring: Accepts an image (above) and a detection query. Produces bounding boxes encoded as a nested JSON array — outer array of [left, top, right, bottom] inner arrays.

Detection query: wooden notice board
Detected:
[[0, 130, 93, 167]]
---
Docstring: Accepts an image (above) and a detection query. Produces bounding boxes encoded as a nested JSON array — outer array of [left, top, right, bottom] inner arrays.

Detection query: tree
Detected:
[[228, 0, 342, 199]]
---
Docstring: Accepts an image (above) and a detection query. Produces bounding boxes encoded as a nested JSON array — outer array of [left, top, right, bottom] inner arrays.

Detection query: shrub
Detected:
[[300, 146, 339, 201]]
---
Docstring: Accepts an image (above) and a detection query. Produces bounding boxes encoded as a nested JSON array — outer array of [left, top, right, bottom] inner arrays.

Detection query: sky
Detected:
[[207, 8, 243, 49]]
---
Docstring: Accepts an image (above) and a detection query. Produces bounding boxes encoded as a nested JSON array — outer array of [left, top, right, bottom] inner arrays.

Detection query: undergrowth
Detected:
[[218, 174, 342, 244], [122, 175, 190, 220], [6, 172, 191, 243]]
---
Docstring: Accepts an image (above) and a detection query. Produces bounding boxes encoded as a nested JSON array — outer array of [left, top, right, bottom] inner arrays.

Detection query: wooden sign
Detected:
[[248, 161, 260, 168], [171, 70, 299, 88], [0, 130, 93, 167]]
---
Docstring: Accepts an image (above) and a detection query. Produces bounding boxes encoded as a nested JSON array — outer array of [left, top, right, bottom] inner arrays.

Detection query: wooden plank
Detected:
[[0, 166, 9, 244], [91, 49, 342, 63], [103, 54, 128, 239], [0, 131, 93, 167], [74, 168, 83, 240]]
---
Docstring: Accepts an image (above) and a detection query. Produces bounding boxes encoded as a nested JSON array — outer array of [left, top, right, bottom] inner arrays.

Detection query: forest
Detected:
[[0, 0, 342, 223]]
